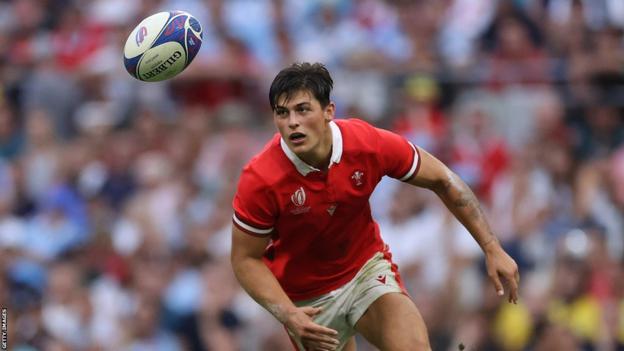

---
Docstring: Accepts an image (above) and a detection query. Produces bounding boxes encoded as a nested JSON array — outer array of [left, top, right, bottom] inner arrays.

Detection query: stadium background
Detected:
[[0, 0, 623, 350]]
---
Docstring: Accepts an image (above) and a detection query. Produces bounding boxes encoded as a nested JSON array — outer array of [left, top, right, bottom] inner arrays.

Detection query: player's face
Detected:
[[273, 90, 335, 165]]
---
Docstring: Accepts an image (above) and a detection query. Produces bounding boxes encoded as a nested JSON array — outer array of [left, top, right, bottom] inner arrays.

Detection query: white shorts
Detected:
[[288, 252, 405, 350]]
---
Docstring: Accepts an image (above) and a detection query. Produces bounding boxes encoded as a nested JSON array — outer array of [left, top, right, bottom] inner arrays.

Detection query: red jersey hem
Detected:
[[285, 247, 387, 302], [287, 275, 356, 302]]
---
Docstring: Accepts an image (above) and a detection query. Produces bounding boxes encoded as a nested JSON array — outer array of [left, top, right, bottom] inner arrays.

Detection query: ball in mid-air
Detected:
[[123, 11, 202, 82]]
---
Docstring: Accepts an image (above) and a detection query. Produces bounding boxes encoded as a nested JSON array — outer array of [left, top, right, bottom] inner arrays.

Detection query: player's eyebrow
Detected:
[[275, 101, 311, 111]]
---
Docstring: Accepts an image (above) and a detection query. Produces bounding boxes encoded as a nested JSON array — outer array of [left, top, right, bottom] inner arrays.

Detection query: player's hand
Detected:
[[284, 306, 340, 351], [484, 242, 520, 304]]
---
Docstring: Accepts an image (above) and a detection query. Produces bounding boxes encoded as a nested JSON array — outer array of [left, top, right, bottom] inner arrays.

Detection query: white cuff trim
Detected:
[[399, 142, 419, 181], [232, 214, 273, 235]]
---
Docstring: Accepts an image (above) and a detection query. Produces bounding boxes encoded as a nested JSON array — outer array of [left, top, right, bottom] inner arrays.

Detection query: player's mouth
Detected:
[[289, 132, 306, 145]]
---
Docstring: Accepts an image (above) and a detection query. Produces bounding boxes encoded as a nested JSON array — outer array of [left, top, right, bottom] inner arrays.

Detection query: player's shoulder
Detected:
[[335, 117, 376, 133], [239, 133, 286, 186], [335, 118, 382, 150]]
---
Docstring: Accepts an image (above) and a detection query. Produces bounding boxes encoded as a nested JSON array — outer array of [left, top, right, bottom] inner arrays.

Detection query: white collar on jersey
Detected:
[[280, 120, 343, 176]]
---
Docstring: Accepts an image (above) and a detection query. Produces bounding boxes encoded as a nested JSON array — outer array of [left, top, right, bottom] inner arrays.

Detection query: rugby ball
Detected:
[[123, 11, 202, 82]]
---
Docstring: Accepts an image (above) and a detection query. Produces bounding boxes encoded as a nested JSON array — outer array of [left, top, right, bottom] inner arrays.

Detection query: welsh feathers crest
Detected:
[[351, 171, 364, 186]]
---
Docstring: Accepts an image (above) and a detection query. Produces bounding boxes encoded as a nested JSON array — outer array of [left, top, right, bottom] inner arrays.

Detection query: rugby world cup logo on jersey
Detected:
[[351, 170, 364, 187], [290, 187, 311, 215], [291, 187, 306, 206]]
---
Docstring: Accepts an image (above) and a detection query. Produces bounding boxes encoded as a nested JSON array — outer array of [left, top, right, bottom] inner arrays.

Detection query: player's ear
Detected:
[[324, 102, 335, 121]]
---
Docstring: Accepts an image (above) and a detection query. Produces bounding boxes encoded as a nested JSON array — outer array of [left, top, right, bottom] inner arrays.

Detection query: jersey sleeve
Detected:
[[374, 127, 421, 181], [232, 169, 277, 237]]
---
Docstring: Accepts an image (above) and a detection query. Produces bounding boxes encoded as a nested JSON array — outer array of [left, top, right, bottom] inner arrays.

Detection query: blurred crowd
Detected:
[[0, 0, 623, 350]]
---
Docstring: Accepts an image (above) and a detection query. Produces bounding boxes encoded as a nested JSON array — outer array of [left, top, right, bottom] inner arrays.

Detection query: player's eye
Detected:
[[275, 109, 288, 117]]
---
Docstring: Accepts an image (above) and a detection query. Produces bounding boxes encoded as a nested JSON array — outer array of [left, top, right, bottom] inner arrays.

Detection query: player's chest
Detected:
[[275, 166, 377, 218]]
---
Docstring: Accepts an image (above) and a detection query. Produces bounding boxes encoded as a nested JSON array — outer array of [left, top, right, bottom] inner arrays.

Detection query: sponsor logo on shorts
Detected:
[[376, 274, 387, 285]]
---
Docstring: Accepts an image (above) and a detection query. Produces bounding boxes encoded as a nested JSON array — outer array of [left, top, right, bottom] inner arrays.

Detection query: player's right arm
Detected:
[[231, 222, 340, 350], [368, 121, 519, 304]]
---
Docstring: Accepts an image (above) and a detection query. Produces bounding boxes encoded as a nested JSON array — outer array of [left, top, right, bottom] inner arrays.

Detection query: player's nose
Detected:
[[287, 113, 300, 128]]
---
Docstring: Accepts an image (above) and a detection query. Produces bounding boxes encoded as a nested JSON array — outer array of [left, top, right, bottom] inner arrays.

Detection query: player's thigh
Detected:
[[354, 292, 431, 351]]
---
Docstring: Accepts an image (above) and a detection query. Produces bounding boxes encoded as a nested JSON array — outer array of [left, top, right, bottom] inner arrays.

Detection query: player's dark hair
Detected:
[[269, 62, 333, 110]]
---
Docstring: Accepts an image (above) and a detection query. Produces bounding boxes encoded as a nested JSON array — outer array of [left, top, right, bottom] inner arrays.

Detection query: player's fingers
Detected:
[[509, 289, 518, 304], [306, 340, 339, 351], [304, 346, 335, 351], [489, 271, 504, 296], [302, 334, 340, 349], [303, 340, 339, 351], [508, 274, 519, 304], [303, 327, 340, 344], [312, 346, 337, 351], [308, 323, 338, 337]]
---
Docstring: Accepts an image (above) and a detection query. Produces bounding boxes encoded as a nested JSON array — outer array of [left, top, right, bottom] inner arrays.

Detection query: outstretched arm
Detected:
[[230, 226, 340, 350], [406, 147, 520, 303]]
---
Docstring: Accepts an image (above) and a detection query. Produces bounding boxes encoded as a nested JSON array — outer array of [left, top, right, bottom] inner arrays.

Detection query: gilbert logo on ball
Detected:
[[123, 11, 202, 82]]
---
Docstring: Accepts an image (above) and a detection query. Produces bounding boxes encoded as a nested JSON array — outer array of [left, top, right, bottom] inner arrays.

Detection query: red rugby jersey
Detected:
[[232, 118, 421, 301]]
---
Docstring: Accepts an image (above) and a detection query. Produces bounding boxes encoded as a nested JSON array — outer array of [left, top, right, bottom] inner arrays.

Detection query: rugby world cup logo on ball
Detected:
[[123, 11, 203, 82], [135, 26, 147, 46]]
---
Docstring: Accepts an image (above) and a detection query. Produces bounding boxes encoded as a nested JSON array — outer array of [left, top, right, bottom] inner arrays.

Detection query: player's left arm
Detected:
[[406, 147, 520, 304]]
